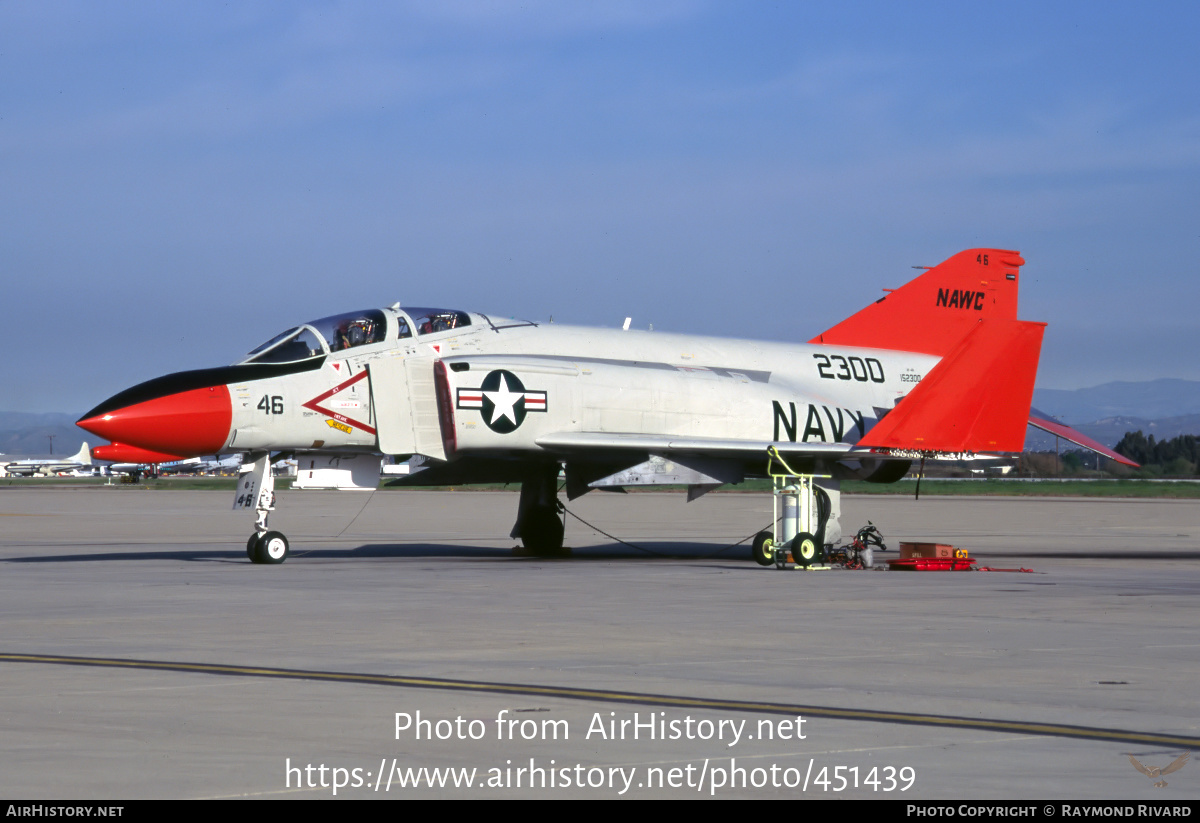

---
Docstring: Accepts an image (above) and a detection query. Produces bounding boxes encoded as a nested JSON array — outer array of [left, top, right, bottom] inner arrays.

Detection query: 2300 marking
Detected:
[[813, 354, 885, 383]]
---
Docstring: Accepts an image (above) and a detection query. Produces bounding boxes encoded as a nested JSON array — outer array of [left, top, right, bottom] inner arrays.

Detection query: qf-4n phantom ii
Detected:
[[77, 248, 1133, 564]]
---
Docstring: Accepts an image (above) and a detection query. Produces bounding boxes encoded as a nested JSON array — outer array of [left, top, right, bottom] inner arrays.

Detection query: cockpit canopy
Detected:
[[242, 309, 389, 364], [405, 307, 471, 336], [240, 306, 476, 364]]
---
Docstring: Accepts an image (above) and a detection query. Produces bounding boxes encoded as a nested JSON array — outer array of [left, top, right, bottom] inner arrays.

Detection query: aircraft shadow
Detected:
[[347, 541, 754, 562], [3, 541, 755, 565], [10, 544, 1198, 565]]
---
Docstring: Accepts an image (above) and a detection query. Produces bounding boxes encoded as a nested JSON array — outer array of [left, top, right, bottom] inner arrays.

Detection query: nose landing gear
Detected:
[[238, 452, 290, 564]]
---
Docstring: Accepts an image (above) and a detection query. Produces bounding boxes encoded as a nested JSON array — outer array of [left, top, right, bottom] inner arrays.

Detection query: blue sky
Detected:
[[3, 1, 1198, 413]]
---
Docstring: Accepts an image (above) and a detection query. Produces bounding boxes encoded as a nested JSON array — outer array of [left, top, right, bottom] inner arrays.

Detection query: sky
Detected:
[[3, 1, 1199, 414]]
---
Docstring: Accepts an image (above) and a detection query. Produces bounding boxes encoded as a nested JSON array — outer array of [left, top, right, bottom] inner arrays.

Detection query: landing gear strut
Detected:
[[511, 464, 567, 556], [239, 453, 290, 564]]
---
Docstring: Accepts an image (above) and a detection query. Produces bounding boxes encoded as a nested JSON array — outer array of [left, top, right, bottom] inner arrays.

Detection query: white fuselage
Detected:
[[220, 313, 939, 460]]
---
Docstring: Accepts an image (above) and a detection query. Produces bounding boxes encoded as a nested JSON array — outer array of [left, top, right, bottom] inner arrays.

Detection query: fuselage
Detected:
[[78, 305, 940, 466]]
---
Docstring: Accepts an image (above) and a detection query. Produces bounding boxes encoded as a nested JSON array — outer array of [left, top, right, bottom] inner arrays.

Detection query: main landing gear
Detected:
[[511, 464, 567, 556], [239, 453, 290, 564]]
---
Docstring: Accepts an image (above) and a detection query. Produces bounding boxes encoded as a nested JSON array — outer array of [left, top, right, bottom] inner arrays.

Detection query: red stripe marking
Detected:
[[302, 370, 377, 435]]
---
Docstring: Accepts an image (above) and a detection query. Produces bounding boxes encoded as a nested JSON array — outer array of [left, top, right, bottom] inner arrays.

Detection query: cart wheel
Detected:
[[791, 532, 818, 567], [751, 531, 775, 566]]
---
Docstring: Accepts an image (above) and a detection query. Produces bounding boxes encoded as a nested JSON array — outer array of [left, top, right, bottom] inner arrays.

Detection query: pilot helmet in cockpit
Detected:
[[333, 317, 376, 350], [345, 317, 376, 347]]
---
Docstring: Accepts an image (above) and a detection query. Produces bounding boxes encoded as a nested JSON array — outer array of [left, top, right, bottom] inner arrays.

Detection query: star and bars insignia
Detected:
[[456, 369, 547, 434]]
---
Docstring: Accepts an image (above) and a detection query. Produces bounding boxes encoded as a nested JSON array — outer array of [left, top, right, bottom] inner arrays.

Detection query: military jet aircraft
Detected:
[[77, 248, 1133, 564]]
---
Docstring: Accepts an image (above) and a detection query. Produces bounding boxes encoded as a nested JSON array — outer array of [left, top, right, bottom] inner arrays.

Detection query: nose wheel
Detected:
[[247, 531, 290, 564]]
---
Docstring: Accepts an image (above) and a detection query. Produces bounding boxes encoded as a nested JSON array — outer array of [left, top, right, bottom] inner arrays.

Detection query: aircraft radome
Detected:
[[77, 249, 1133, 564]]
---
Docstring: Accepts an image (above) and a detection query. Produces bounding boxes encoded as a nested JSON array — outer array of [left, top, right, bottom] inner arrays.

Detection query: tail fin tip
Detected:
[[811, 248, 1024, 356]]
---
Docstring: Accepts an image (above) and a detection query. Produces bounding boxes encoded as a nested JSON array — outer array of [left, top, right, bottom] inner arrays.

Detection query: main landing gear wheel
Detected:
[[751, 531, 775, 566], [248, 531, 290, 564], [791, 531, 818, 568], [519, 504, 565, 556]]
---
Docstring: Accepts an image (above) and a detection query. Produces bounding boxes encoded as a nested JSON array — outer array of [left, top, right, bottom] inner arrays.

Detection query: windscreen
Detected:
[[243, 327, 326, 364]]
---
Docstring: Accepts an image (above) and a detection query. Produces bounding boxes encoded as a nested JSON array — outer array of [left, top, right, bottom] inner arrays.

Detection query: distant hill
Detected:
[[1033, 379, 1200, 423], [1026, 379, 1200, 451], [0, 412, 86, 457]]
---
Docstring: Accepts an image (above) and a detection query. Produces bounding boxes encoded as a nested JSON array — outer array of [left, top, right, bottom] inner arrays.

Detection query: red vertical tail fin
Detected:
[[811, 248, 1024, 356]]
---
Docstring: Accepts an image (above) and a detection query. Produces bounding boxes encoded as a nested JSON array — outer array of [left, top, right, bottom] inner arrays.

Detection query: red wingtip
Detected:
[[92, 443, 187, 463]]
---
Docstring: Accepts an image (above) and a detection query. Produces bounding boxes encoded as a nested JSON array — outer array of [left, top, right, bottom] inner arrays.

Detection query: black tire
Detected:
[[751, 531, 775, 566], [791, 532, 818, 567], [519, 505, 565, 556], [246, 534, 261, 561], [255, 531, 290, 564]]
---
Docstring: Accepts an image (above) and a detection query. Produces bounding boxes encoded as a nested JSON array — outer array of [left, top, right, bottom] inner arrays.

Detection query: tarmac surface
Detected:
[[0, 484, 1197, 799]]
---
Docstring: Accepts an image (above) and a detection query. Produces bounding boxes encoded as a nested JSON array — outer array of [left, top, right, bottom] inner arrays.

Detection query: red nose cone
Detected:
[[78, 385, 232, 457]]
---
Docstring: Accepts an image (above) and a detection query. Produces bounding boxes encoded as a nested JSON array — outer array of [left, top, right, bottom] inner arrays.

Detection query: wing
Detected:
[[1161, 752, 1190, 775], [1127, 755, 1153, 776], [536, 431, 852, 458]]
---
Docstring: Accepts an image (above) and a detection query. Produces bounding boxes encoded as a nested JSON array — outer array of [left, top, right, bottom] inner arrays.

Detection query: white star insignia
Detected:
[[485, 373, 522, 426]]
